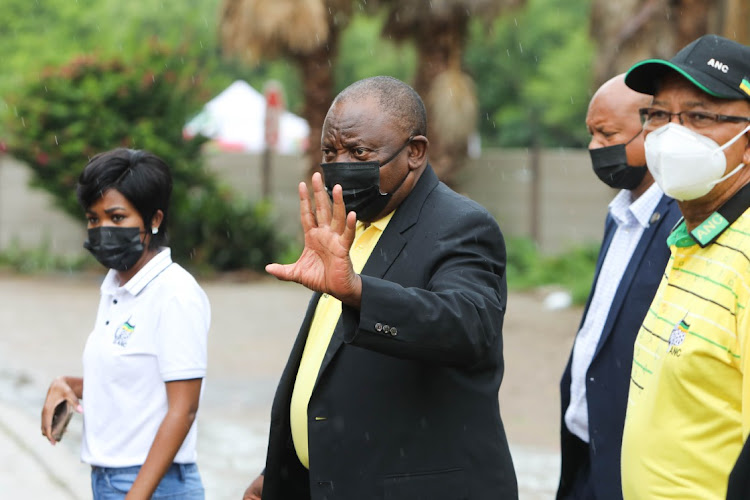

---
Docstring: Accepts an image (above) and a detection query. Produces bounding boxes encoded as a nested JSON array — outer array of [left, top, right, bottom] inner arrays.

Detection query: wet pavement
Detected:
[[0, 272, 580, 499]]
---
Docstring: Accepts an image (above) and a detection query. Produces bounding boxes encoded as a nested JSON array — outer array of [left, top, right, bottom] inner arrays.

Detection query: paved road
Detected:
[[0, 272, 580, 499]]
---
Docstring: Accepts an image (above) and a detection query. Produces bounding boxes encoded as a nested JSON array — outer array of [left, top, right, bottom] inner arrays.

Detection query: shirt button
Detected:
[[113, 299, 118, 304], [383, 325, 391, 334], [390, 327, 397, 336], [105, 321, 109, 325], [375, 323, 383, 332]]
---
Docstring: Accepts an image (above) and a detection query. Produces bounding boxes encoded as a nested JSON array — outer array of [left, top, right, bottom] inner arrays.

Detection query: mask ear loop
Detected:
[[624, 127, 643, 146], [376, 135, 415, 196], [707, 124, 750, 189]]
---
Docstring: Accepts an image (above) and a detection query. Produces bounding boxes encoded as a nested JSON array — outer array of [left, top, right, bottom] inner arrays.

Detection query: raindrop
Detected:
[[21, 117, 26, 128], [44, 86, 48, 93], [518, 43, 524, 54], [200, 41, 204, 48], [570, 96, 574, 104], [54, 136, 58, 145]]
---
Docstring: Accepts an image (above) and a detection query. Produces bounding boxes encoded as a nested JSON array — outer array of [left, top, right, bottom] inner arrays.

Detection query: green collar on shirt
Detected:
[[667, 182, 750, 248]]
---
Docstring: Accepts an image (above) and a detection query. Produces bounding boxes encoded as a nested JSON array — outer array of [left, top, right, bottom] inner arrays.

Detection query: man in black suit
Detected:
[[557, 74, 678, 499], [243, 76, 517, 499]]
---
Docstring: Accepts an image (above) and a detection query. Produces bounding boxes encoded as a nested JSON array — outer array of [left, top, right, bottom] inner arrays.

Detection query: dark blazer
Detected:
[[262, 166, 518, 500], [557, 193, 678, 500], [727, 436, 750, 499]]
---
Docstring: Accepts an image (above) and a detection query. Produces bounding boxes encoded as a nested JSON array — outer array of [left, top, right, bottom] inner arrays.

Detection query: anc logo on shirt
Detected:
[[667, 317, 689, 357], [113, 320, 135, 347]]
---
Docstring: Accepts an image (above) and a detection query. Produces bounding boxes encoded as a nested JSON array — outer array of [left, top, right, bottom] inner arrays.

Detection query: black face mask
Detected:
[[321, 137, 412, 222], [83, 226, 145, 271], [590, 130, 648, 190]]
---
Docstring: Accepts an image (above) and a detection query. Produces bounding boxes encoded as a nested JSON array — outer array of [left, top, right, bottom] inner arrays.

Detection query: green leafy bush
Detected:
[[4, 43, 284, 271], [0, 239, 91, 274], [506, 237, 599, 305]]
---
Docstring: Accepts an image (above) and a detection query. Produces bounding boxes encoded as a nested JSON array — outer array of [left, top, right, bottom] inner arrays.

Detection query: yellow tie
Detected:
[[289, 214, 393, 468]]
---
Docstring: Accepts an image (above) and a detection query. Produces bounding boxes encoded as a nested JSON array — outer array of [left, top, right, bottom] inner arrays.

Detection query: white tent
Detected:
[[184, 80, 309, 155]]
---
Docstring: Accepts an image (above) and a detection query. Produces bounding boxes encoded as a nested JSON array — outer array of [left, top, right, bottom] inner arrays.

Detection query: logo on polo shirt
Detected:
[[667, 317, 689, 357], [113, 320, 135, 347]]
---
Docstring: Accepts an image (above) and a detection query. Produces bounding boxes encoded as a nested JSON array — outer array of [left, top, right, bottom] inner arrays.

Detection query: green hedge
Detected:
[[5, 43, 284, 272], [506, 237, 599, 305]]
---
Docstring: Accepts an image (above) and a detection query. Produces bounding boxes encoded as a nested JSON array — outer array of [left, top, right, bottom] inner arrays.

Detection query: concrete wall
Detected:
[[0, 149, 615, 257]]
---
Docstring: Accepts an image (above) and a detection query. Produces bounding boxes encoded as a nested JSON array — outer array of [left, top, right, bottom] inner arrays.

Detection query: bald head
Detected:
[[331, 76, 427, 138], [589, 74, 652, 123], [586, 74, 653, 179], [586, 74, 655, 194]]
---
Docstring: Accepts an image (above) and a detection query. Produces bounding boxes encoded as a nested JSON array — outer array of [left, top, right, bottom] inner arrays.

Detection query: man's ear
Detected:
[[407, 135, 429, 170]]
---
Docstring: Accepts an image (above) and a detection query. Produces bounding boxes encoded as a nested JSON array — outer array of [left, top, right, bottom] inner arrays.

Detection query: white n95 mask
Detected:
[[644, 123, 750, 201]]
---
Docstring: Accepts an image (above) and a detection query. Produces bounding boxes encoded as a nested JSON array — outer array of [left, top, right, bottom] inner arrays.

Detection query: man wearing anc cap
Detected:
[[620, 35, 750, 499]]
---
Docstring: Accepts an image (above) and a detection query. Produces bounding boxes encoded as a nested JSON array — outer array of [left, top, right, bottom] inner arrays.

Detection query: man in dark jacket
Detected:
[[557, 74, 678, 499], [243, 76, 517, 500]]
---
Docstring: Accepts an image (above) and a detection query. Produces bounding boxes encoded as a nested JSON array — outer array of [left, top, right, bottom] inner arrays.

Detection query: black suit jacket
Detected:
[[557, 194, 678, 499], [262, 166, 518, 500], [727, 435, 750, 499]]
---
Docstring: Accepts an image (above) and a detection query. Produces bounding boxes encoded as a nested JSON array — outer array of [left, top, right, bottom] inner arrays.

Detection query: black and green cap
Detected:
[[625, 34, 750, 101]]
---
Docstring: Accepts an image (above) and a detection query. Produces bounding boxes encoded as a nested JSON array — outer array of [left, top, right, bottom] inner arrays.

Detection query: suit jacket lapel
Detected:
[[314, 166, 440, 387], [593, 195, 674, 358]]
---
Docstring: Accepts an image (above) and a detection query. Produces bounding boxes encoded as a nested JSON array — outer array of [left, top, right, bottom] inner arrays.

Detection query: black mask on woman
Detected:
[[589, 129, 648, 190], [84, 226, 145, 271], [321, 137, 413, 222]]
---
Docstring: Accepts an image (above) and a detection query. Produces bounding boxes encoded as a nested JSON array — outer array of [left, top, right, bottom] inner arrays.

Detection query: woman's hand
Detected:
[[243, 474, 263, 499], [41, 376, 82, 444]]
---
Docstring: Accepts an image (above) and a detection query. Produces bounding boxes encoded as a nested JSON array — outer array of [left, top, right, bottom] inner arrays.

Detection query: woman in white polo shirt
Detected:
[[41, 148, 210, 499]]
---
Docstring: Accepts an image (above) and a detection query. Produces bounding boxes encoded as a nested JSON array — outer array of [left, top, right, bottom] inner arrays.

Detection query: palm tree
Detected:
[[373, 0, 523, 185], [220, 0, 352, 176], [590, 0, 749, 88]]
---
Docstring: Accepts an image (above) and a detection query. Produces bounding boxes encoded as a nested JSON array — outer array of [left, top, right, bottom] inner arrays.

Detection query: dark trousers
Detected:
[[558, 434, 597, 500]]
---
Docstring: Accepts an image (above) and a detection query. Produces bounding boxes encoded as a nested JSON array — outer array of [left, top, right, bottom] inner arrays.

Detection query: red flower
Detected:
[[36, 151, 49, 166]]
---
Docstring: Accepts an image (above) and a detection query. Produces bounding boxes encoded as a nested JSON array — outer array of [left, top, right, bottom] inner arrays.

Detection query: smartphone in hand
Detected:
[[50, 401, 74, 442]]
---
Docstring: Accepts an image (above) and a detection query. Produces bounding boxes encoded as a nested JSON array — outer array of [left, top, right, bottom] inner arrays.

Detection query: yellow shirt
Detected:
[[621, 210, 750, 499], [290, 212, 394, 468]]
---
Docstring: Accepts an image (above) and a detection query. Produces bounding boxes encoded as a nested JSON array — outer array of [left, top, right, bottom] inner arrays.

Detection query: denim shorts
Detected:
[[91, 463, 204, 499]]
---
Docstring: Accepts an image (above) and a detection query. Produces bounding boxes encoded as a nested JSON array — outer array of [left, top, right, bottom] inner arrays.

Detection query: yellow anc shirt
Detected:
[[289, 212, 394, 469], [621, 208, 750, 500]]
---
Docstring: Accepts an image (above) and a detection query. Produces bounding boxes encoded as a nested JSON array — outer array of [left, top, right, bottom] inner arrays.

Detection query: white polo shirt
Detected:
[[81, 248, 210, 467]]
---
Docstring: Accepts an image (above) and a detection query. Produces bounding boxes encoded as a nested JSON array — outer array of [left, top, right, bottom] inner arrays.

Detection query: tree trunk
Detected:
[[721, 0, 749, 43], [293, 30, 339, 180], [589, 0, 725, 88], [413, 10, 471, 187]]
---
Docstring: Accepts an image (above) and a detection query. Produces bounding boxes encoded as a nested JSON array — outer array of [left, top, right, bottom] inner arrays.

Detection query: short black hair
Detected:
[[76, 148, 172, 249], [334, 76, 427, 137]]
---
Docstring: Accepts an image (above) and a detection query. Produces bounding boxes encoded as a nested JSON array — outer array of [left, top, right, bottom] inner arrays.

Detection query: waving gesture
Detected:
[[265, 173, 362, 307]]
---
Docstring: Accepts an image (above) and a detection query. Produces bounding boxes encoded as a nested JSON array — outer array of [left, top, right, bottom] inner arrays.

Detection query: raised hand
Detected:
[[265, 173, 362, 307]]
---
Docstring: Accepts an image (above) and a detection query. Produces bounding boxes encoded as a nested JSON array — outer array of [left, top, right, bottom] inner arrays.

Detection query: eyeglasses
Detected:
[[639, 107, 750, 130]]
